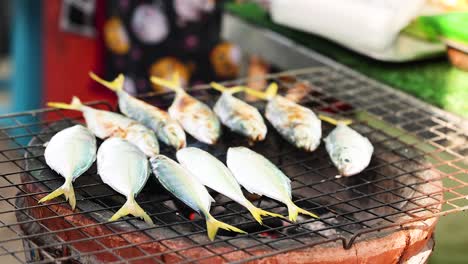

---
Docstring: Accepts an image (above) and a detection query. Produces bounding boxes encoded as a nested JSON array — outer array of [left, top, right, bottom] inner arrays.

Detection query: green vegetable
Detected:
[[404, 12, 468, 45]]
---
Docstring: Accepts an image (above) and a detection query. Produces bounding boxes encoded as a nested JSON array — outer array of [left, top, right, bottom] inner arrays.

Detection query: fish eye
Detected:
[[344, 158, 350, 163]]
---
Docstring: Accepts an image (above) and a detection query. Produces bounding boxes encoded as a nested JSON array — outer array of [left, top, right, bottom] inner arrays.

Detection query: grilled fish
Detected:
[[150, 75, 221, 145], [39, 125, 96, 210], [227, 147, 319, 222], [150, 155, 246, 240], [97, 137, 153, 224], [48, 96, 159, 157], [176, 147, 283, 224], [321, 115, 374, 177], [245, 83, 322, 151], [210, 82, 267, 142], [90, 72, 186, 150]]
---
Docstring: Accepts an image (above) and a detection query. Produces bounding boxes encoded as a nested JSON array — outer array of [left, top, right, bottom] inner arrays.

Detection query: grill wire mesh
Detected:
[[0, 67, 467, 263]]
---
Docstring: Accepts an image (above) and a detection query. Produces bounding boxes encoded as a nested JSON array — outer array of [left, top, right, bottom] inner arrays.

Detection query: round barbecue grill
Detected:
[[1, 67, 467, 263]]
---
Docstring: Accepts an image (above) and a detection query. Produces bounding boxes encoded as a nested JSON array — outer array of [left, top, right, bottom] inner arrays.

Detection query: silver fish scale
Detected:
[[150, 155, 212, 214]]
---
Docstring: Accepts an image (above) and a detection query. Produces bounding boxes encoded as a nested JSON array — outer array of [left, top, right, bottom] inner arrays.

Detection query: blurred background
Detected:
[[0, 0, 467, 263]]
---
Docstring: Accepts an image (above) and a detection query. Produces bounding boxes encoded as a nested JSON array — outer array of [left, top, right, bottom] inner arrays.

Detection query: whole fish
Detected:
[[150, 155, 246, 240], [150, 75, 221, 145], [48, 96, 159, 157], [321, 116, 374, 177], [210, 82, 267, 142], [97, 137, 153, 224], [245, 83, 322, 151], [227, 147, 319, 222], [176, 147, 283, 224], [39, 125, 96, 210], [90, 72, 186, 150]]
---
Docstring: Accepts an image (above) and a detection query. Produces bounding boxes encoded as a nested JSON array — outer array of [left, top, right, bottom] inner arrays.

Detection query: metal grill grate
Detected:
[[0, 67, 467, 263]]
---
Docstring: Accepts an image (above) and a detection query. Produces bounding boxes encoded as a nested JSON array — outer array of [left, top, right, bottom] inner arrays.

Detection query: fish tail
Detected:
[[205, 213, 247, 241], [318, 114, 352, 126], [244, 82, 278, 100], [38, 177, 76, 210], [210, 82, 244, 94], [47, 96, 83, 111], [265, 82, 279, 98], [109, 195, 153, 224], [89, 71, 124, 92], [150, 73, 185, 94], [245, 201, 285, 225], [171, 71, 181, 87], [286, 200, 319, 222]]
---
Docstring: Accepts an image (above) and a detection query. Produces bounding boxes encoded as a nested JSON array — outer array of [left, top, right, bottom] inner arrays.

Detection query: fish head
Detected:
[[197, 126, 221, 144], [238, 120, 267, 142], [126, 128, 159, 157], [292, 124, 321, 152], [192, 116, 221, 144], [161, 122, 187, 150], [335, 147, 368, 177]]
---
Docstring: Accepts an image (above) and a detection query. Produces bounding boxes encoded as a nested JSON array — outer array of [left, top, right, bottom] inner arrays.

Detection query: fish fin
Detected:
[[286, 200, 319, 222], [243, 87, 269, 100], [43, 141, 49, 147], [38, 177, 76, 210], [244, 82, 278, 100], [172, 71, 181, 87], [210, 82, 244, 94], [89, 72, 124, 92], [47, 96, 83, 111], [245, 202, 286, 225], [150, 75, 185, 94], [205, 213, 246, 241], [109, 196, 153, 224], [265, 82, 279, 98], [318, 114, 352, 126]]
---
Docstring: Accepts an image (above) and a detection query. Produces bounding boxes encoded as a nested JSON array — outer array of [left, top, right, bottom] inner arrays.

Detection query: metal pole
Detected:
[[12, 0, 42, 112]]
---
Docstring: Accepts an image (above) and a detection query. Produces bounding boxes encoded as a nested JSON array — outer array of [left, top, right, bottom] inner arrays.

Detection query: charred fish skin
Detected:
[[83, 107, 160, 157], [324, 123, 373, 177], [121, 123, 160, 158], [244, 83, 322, 151], [176, 147, 283, 224], [39, 125, 97, 210], [89, 73, 186, 150], [97, 137, 153, 224], [119, 92, 186, 149], [150, 76, 221, 145], [227, 147, 318, 222], [169, 93, 221, 145], [150, 155, 246, 240], [214, 93, 267, 141], [266, 96, 322, 151], [48, 97, 159, 157]]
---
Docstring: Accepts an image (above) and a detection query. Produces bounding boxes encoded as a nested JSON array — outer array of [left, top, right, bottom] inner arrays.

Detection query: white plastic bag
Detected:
[[270, 0, 426, 52]]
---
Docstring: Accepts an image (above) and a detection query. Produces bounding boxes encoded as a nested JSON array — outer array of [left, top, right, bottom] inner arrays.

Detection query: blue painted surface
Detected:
[[12, 0, 42, 113], [0, 79, 9, 88]]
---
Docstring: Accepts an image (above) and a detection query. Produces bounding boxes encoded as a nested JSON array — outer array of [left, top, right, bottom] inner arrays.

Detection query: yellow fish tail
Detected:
[[89, 72, 125, 92], [244, 82, 278, 100], [286, 200, 319, 222], [210, 82, 244, 94], [48, 96, 83, 111], [205, 213, 246, 241], [245, 201, 285, 225], [109, 196, 153, 225], [38, 177, 76, 210], [265, 82, 279, 98], [318, 114, 352, 126], [150, 72, 185, 94]]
